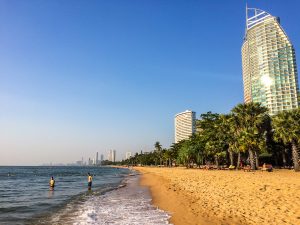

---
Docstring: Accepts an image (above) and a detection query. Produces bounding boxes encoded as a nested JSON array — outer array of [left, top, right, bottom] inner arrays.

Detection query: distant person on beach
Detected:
[[87, 173, 93, 189], [49, 177, 55, 188]]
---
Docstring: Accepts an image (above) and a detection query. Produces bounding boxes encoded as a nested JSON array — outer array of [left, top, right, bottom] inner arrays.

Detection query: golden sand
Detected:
[[135, 167, 300, 225]]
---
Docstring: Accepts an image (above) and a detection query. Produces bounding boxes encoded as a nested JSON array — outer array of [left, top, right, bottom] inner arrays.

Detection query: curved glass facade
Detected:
[[242, 8, 299, 115]]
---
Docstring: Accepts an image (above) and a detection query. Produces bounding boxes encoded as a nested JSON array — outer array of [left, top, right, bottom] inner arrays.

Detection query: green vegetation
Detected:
[[121, 103, 300, 172], [272, 109, 300, 171]]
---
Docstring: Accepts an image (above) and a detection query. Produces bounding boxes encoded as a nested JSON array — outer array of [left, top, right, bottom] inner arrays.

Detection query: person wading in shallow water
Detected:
[[49, 176, 55, 189], [87, 173, 93, 189]]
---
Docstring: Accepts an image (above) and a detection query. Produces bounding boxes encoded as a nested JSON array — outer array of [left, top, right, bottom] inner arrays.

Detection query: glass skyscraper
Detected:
[[242, 7, 299, 115]]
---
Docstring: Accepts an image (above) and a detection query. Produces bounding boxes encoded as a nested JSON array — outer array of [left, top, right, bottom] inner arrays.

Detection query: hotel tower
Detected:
[[175, 110, 196, 143], [242, 7, 299, 115]]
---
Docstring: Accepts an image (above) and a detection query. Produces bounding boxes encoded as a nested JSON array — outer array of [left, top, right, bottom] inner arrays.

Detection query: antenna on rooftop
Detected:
[[246, 3, 248, 28], [244, 3, 248, 38]]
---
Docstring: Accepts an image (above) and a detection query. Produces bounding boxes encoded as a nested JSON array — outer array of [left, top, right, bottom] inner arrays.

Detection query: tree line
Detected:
[[120, 103, 300, 171]]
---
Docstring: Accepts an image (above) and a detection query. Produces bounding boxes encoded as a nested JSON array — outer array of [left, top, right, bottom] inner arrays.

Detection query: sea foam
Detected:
[[46, 175, 171, 225]]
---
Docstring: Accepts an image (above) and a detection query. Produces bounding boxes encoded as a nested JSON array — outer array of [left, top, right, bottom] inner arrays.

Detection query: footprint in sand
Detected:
[[259, 185, 268, 191]]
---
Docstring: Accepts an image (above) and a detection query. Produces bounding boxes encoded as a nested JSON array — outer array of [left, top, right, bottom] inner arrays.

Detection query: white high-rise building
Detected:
[[108, 150, 113, 161], [108, 150, 116, 162], [113, 150, 116, 162], [175, 110, 196, 143], [125, 152, 132, 160]]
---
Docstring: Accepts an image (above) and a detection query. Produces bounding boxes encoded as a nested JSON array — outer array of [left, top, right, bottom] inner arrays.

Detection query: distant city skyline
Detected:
[[43, 149, 121, 165], [1, 1, 299, 165]]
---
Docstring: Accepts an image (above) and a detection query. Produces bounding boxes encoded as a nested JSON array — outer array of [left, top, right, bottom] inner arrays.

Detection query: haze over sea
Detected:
[[0, 166, 170, 225]]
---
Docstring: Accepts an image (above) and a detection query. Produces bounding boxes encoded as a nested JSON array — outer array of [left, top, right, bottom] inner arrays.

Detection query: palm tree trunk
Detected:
[[236, 151, 240, 170], [282, 149, 287, 167], [274, 152, 279, 167], [255, 151, 259, 169], [291, 141, 299, 172], [229, 150, 234, 166], [215, 155, 219, 168], [249, 149, 256, 170]]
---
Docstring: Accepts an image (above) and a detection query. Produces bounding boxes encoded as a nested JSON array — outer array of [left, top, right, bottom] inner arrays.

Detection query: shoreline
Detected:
[[135, 167, 300, 225], [137, 167, 215, 225]]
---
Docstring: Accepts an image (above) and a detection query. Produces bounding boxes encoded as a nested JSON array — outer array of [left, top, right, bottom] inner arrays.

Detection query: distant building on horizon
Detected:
[[125, 151, 132, 160], [113, 150, 116, 162], [175, 110, 196, 143], [96, 152, 99, 165], [108, 150, 116, 162], [88, 157, 92, 166], [242, 6, 299, 115], [108, 150, 112, 161]]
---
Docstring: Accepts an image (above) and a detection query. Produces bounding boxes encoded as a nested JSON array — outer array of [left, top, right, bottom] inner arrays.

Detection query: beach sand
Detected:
[[135, 167, 300, 225]]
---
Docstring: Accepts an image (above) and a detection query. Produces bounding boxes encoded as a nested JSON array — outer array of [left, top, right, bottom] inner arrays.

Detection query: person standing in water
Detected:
[[49, 176, 55, 189], [87, 173, 93, 189]]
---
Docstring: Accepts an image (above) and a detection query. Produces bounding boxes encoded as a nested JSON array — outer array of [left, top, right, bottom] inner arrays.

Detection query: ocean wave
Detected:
[[40, 175, 171, 225]]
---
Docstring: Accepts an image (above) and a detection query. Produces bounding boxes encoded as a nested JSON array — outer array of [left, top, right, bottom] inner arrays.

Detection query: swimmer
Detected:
[[49, 176, 55, 188], [87, 173, 93, 189]]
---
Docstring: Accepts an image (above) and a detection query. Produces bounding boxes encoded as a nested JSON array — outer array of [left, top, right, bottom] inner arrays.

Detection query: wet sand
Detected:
[[136, 167, 300, 225]]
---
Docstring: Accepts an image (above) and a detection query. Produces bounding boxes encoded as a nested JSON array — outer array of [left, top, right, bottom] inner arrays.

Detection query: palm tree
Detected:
[[273, 109, 300, 171], [231, 103, 269, 170], [218, 114, 235, 166], [198, 112, 222, 165], [162, 149, 172, 167], [169, 142, 181, 166], [154, 141, 162, 166], [178, 139, 198, 168], [191, 134, 206, 167]]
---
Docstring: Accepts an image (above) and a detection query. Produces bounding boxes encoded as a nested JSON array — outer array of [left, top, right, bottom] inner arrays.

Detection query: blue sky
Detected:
[[0, 0, 299, 165]]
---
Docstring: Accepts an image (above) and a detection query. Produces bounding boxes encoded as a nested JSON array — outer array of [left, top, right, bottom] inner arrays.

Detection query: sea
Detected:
[[0, 166, 171, 225]]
